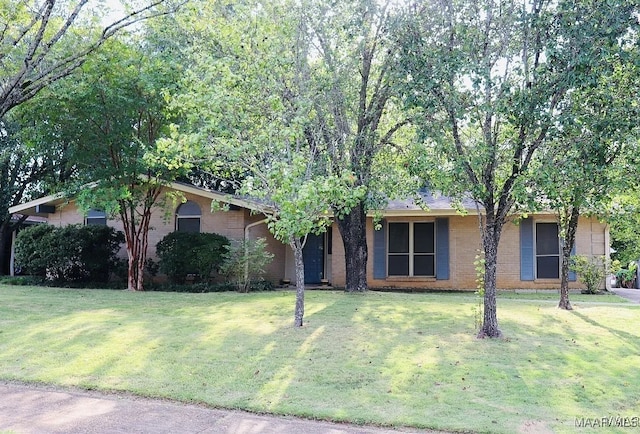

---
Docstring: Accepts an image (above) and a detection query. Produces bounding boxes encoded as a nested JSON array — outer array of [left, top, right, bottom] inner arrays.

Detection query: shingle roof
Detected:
[[381, 191, 480, 216]]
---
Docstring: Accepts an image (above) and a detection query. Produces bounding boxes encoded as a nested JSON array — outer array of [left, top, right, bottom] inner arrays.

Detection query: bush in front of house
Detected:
[[146, 279, 275, 293], [155, 231, 230, 283], [570, 255, 609, 294], [0, 275, 46, 286], [15, 224, 125, 283], [219, 237, 274, 292]]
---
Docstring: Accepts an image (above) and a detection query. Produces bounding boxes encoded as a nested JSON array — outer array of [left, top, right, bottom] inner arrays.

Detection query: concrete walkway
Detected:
[[611, 287, 640, 303], [0, 382, 433, 434]]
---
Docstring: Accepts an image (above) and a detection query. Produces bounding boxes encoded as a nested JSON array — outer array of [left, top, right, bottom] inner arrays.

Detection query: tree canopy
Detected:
[[19, 34, 182, 290], [0, 0, 183, 118], [153, 0, 367, 324], [395, 0, 639, 337]]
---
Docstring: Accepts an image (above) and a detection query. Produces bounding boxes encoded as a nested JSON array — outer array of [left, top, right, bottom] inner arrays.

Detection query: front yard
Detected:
[[0, 285, 638, 433]]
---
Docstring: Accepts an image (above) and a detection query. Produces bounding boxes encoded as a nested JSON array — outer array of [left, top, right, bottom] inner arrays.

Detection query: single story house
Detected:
[[9, 182, 610, 290]]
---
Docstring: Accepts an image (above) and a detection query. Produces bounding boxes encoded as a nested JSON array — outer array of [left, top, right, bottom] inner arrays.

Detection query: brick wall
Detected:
[[328, 214, 607, 291], [45, 189, 287, 283], [45, 193, 607, 291]]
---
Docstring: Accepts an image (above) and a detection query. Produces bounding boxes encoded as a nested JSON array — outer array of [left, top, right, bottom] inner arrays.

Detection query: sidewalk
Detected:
[[0, 382, 433, 434]]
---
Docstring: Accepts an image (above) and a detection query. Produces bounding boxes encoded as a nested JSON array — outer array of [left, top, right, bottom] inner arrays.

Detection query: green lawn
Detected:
[[1, 285, 639, 433]]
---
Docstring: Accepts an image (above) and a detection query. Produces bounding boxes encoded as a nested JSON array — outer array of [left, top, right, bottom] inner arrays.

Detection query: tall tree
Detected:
[[396, 0, 638, 337], [301, 0, 411, 292], [608, 181, 640, 267], [153, 0, 366, 325], [0, 0, 183, 277], [0, 0, 182, 118], [533, 53, 640, 309], [27, 37, 180, 290]]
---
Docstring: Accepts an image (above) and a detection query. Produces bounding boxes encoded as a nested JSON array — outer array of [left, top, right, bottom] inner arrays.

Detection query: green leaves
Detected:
[[157, 0, 372, 245]]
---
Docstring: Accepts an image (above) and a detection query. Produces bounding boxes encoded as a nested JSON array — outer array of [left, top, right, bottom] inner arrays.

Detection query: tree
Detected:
[[0, 0, 184, 276], [532, 53, 640, 309], [300, 0, 411, 292], [396, 0, 638, 337], [154, 0, 365, 325], [27, 37, 181, 290], [0, 0, 182, 118]]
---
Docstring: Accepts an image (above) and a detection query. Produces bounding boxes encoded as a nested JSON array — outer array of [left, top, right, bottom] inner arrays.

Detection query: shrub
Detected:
[[145, 280, 274, 294], [13, 224, 55, 277], [155, 231, 230, 283], [0, 275, 45, 286], [570, 255, 608, 294], [147, 282, 236, 293], [15, 224, 125, 283], [249, 279, 275, 291], [219, 238, 274, 292], [614, 261, 638, 289]]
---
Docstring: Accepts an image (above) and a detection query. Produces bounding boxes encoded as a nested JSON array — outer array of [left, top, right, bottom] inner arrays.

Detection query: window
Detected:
[[86, 209, 106, 226], [176, 201, 201, 233], [388, 222, 435, 276], [536, 222, 560, 279]]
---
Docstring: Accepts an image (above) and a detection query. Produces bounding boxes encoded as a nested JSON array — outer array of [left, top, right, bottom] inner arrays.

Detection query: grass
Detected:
[[0, 285, 639, 433]]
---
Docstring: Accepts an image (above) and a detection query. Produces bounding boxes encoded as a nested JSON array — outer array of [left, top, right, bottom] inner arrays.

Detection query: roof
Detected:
[[9, 182, 549, 219], [377, 191, 480, 216], [8, 181, 268, 217]]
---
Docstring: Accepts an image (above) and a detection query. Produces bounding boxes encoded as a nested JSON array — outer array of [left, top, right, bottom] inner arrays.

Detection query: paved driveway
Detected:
[[611, 287, 640, 303]]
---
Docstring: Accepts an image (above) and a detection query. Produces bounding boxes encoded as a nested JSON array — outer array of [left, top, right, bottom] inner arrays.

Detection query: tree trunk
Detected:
[[336, 201, 368, 292], [125, 240, 139, 291], [122, 206, 143, 292], [125, 224, 148, 292], [478, 217, 503, 339], [120, 189, 158, 291], [291, 237, 305, 327], [559, 206, 580, 310]]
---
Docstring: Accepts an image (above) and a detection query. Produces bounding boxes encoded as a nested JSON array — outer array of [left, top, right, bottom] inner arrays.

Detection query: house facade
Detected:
[[9, 183, 610, 291]]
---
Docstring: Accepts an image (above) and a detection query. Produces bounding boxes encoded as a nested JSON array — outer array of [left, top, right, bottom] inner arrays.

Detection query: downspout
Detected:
[[604, 223, 611, 291], [9, 229, 15, 276], [244, 218, 269, 285]]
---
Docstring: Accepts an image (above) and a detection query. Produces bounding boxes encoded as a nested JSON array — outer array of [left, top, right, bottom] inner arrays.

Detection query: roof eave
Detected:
[[8, 193, 66, 217]]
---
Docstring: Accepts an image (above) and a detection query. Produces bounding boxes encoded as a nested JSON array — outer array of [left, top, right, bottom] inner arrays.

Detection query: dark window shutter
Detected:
[[520, 218, 534, 281], [435, 218, 450, 280], [373, 220, 386, 279]]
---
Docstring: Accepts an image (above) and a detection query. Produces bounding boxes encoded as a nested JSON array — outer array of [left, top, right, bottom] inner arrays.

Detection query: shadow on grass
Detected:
[[570, 310, 640, 352], [4, 288, 640, 432], [499, 304, 640, 427]]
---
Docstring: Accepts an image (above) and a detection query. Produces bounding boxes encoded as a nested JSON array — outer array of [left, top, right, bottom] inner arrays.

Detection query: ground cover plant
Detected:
[[0, 285, 638, 433]]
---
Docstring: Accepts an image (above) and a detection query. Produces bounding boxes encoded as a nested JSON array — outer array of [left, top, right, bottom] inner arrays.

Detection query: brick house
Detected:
[[9, 182, 610, 290]]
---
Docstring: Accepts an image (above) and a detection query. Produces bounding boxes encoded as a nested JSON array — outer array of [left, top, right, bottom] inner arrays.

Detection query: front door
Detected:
[[302, 233, 324, 284]]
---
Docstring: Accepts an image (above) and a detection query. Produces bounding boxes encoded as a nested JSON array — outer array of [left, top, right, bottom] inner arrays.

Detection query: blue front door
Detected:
[[302, 233, 324, 284]]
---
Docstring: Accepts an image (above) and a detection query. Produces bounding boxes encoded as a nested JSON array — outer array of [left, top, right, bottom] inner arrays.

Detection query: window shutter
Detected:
[[435, 218, 450, 280], [373, 220, 386, 279], [569, 242, 577, 281], [520, 218, 534, 281]]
